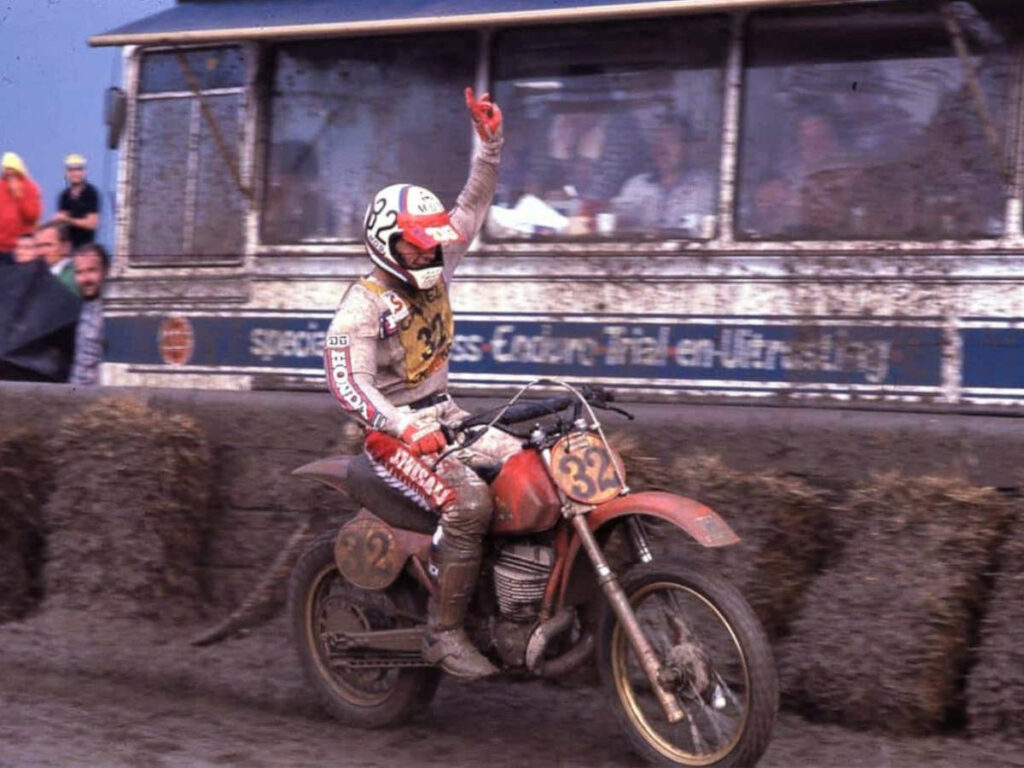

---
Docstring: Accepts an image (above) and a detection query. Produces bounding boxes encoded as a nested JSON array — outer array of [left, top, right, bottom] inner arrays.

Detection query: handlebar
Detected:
[[457, 395, 571, 429], [456, 385, 623, 431]]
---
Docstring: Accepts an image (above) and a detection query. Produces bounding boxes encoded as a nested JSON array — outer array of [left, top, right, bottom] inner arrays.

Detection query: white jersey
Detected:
[[323, 136, 502, 436]]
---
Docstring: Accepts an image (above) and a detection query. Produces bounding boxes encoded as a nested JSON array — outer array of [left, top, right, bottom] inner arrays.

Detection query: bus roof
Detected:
[[89, 0, 865, 47]]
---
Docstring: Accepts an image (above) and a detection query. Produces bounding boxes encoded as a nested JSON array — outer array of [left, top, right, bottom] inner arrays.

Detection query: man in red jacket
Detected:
[[0, 152, 42, 262]]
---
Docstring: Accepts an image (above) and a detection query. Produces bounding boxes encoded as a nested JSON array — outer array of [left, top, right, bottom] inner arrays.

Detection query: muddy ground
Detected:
[[1, 610, 1022, 768]]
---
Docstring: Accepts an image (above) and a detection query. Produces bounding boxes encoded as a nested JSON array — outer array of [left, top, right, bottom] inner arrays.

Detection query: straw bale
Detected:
[[669, 454, 831, 641], [44, 399, 213, 621], [609, 435, 830, 642], [0, 429, 50, 621], [779, 472, 1008, 734], [966, 500, 1024, 738]]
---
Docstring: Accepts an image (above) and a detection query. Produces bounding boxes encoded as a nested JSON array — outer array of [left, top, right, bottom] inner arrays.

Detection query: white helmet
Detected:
[[362, 183, 464, 290]]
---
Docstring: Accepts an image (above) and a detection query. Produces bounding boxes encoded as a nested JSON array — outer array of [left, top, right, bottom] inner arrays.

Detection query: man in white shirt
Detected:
[[611, 116, 716, 236]]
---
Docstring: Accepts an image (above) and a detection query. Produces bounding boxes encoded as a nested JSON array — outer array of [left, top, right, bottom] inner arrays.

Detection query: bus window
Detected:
[[139, 48, 245, 94], [131, 46, 246, 259], [489, 17, 728, 241], [262, 34, 475, 245], [737, 2, 1016, 242]]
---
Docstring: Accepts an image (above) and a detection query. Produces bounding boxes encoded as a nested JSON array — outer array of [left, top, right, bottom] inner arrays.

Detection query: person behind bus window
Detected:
[[611, 115, 715, 236], [532, 82, 644, 233], [56, 154, 100, 249], [749, 106, 859, 238], [34, 219, 78, 295], [322, 89, 518, 680]]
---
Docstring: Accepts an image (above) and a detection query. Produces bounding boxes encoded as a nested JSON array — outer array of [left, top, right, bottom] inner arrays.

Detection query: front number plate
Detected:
[[548, 431, 626, 505]]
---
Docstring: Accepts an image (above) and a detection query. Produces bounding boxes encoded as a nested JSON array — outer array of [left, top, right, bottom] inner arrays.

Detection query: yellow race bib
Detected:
[[361, 278, 454, 386]]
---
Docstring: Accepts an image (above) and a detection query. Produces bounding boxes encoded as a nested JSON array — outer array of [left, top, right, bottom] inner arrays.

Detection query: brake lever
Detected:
[[602, 403, 635, 420]]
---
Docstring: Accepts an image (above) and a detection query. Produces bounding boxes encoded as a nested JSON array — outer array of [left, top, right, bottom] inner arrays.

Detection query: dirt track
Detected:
[[1, 611, 1022, 768]]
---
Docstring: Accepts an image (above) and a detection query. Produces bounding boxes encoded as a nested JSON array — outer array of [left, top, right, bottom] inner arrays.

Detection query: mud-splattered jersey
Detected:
[[323, 135, 501, 436]]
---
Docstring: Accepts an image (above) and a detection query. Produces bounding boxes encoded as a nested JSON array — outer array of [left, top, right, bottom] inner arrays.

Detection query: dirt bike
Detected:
[[288, 380, 778, 768]]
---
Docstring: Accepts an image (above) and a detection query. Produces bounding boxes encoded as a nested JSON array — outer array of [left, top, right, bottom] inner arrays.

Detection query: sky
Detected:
[[0, 0, 175, 245]]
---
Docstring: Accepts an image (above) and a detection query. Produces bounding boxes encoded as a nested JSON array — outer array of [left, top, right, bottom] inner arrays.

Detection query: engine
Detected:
[[492, 543, 555, 620]]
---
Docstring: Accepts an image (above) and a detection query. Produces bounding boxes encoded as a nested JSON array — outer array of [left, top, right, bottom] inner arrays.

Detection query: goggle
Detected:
[[397, 211, 464, 251]]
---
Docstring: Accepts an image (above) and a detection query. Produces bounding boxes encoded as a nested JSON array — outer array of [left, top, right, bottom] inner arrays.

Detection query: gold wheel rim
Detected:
[[304, 561, 396, 706], [611, 581, 749, 766]]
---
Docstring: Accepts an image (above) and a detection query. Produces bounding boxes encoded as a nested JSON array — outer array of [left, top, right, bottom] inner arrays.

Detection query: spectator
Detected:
[[13, 232, 36, 264], [746, 107, 859, 238], [56, 154, 100, 249], [69, 243, 109, 386], [0, 152, 42, 260], [535, 91, 645, 227], [611, 116, 715, 235], [34, 220, 78, 295]]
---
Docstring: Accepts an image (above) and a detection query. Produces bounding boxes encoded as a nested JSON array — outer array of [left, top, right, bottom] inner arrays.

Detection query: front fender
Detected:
[[556, 492, 739, 609], [588, 491, 739, 548]]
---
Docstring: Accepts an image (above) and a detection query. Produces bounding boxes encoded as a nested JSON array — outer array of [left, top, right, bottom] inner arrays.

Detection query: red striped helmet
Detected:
[[362, 184, 464, 290]]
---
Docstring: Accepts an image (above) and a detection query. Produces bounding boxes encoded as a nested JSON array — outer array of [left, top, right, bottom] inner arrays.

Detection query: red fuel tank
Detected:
[[489, 449, 562, 535]]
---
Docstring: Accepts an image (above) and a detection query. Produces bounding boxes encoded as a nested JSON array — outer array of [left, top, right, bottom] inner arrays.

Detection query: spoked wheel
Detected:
[[597, 564, 778, 768], [288, 531, 439, 728]]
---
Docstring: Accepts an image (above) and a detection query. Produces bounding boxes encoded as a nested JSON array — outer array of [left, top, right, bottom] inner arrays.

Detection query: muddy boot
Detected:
[[424, 541, 498, 680]]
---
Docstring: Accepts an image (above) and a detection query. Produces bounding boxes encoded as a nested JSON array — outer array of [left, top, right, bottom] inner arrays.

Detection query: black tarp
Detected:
[[0, 261, 80, 382]]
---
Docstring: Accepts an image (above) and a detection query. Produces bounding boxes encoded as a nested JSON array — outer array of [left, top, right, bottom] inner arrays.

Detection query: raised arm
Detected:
[[445, 88, 504, 277]]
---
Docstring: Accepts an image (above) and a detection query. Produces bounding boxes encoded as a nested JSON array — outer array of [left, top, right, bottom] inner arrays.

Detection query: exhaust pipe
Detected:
[[525, 607, 575, 671]]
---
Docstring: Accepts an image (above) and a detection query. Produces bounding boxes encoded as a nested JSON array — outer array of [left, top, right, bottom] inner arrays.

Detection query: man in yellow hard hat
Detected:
[[0, 151, 42, 262], [56, 153, 100, 250]]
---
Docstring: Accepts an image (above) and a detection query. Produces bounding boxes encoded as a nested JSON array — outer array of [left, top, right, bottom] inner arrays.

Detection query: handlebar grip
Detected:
[[497, 396, 576, 426], [458, 395, 576, 430]]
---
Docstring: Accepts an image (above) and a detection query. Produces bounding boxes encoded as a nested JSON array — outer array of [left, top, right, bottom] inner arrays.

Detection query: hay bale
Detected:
[[966, 500, 1024, 738], [607, 432, 673, 493], [614, 437, 822, 635], [608, 436, 830, 642], [669, 454, 830, 641], [779, 472, 1008, 734], [0, 429, 50, 621], [44, 398, 213, 622]]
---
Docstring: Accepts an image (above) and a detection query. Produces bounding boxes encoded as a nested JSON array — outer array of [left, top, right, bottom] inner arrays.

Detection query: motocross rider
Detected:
[[323, 88, 519, 679]]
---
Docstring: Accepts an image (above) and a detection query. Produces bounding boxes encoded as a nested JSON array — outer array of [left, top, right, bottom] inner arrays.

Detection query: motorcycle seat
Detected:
[[346, 453, 439, 534]]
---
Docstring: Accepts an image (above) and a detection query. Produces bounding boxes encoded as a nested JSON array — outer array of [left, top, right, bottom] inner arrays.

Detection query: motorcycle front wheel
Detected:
[[288, 530, 440, 728], [597, 563, 778, 768]]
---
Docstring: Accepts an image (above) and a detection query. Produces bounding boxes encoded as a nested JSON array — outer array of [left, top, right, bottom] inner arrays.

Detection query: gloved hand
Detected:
[[402, 421, 448, 456], [465, 87, 502, 142]]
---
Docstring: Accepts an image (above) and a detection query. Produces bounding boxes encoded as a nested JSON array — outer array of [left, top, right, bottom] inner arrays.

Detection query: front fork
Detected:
[[570, 514, 685, 723]]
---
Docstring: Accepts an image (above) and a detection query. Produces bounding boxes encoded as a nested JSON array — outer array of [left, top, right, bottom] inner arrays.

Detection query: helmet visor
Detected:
[[397, 211, 464, 251]]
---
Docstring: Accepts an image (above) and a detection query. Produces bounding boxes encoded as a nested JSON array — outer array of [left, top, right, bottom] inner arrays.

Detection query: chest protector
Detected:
[[360, 277, 454, 386]]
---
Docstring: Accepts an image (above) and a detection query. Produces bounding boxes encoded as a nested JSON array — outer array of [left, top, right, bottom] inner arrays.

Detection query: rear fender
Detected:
[[558, 491, 739, 608], [292, 455, 355, 498]]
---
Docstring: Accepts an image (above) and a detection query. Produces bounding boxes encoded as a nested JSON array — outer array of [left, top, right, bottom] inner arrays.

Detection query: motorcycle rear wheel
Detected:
[[288, 530, 440, 728], [597, 563, 777, 768]]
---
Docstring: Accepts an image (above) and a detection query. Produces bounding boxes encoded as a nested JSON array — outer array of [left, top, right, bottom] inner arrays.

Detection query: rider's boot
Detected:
[[424, 536, 498, 679]]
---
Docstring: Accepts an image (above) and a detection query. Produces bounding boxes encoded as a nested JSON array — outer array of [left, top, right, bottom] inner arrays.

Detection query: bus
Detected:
[[90, 0, 1024, 408]]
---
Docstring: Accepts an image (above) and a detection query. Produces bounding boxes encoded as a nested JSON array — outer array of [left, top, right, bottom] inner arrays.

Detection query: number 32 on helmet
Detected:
[[362, 183, 464, 290]]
